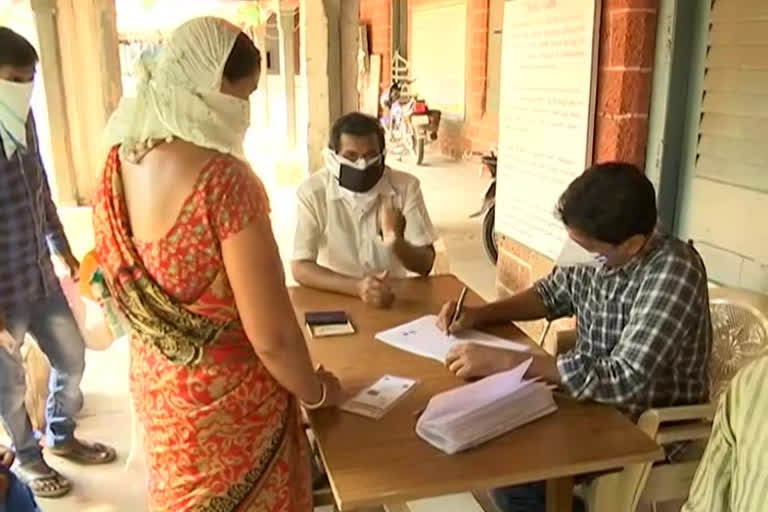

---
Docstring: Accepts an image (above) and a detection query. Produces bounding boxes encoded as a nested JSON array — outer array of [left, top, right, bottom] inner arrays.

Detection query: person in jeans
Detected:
[[0, 27, 115, 498], [436, 162, 712, 512]]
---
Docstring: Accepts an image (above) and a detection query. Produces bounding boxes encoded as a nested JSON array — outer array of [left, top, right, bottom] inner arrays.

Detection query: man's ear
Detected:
[[622, 234, 648, 257]]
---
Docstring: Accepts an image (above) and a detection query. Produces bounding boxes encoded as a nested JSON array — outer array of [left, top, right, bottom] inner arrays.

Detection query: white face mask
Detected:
[[555, 238, 607, 268], [219, 94, 251, 138], [0, 78, 34, 156]]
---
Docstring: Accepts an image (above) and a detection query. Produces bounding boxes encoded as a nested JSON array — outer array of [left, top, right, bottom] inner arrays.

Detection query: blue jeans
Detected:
[[0, 291, 85, 464], [1, 469, 41, 512], [490, 482, 585, 512]]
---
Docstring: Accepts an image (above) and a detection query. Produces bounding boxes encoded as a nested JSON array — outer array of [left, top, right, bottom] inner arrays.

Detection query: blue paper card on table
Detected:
[[304, 311, 355, 338]]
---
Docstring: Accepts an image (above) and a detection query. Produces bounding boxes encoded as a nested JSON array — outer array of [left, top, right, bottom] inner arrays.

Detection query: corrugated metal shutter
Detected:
[[677, 0, 768, 290]]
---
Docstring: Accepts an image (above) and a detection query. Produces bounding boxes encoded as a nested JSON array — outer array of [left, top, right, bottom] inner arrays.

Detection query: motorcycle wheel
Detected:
[[483, 204, 498, 264], [415, 137, 425, 165]]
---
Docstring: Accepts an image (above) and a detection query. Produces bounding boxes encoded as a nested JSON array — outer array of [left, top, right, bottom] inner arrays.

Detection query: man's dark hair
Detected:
[[0, 27, 38, 68], [556, 162, 657, 245], [223, 32, 261, 82], [329, 112, 386, 154]]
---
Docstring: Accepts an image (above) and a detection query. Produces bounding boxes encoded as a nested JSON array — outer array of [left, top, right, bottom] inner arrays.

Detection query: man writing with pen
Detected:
[[436, 162, 712, 512], [292, 112, 437, 306]]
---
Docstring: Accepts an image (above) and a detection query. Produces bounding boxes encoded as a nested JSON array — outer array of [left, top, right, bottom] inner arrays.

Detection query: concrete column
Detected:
[[325, 0, 342, 122], [30, 0, 121, 204], [278, 8, 297, 150], [300, 0, 343, 173], [30, 0, 77, 205], [340, 0, 360, 114]]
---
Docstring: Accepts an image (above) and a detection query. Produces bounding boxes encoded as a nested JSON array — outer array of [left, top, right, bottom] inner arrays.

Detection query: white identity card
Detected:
[[341, 374, 417, 420]]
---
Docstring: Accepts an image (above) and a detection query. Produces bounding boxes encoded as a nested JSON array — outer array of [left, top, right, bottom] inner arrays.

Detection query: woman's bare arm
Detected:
[[222, 216, 326, 405]]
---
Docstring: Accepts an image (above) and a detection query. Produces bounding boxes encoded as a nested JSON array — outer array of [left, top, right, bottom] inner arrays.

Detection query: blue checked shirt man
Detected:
[[1, 26, 115, 498], [436, 162, 712, 512]]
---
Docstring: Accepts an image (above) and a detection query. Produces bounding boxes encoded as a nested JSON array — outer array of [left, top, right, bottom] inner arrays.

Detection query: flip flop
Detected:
[[49, 439, 117, 465], [15, 461, 72, 498]]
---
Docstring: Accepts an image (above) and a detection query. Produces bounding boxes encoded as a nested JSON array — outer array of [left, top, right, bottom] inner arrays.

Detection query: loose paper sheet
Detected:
[[375, 315, 529, 363]]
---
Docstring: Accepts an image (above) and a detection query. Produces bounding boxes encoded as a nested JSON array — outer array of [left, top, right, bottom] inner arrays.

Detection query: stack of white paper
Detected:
[[415, 359, 557, 454], [375, 315, 530, 363]]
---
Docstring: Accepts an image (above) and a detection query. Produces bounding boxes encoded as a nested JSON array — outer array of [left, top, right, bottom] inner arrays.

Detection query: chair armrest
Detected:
[[637, 403, 716, 441], [553, 328, 577, 355], [643, 404, 716, 423]]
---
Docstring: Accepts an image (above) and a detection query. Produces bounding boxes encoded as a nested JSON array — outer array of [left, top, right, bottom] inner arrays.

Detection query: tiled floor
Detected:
[[5, 149, 498, 512]]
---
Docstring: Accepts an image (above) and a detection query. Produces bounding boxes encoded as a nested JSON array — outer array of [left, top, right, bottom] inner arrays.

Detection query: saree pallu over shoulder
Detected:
[[98, 149, 230, 366], [111, 265, 230, 365]]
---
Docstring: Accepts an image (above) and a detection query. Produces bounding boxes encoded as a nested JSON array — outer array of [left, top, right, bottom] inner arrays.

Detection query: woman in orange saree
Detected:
[[92, 18, 341, 512]]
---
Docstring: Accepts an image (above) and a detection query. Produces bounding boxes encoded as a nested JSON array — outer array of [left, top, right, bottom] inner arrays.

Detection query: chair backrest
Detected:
[[608, 287, 768, 510], [707, 287, 768, 401]]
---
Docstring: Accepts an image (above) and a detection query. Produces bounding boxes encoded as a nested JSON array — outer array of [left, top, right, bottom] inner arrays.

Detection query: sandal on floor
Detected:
[[16, 461, 72, 498], [49, 439, 117, 465]]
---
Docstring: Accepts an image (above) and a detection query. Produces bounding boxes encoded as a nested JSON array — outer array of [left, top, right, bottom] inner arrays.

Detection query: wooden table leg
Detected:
[[546, 476, 575, 512]]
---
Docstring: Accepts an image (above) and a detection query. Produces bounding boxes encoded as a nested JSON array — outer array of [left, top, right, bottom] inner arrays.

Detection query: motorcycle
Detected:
[[470, 150, 498, 264], [380, 82, 441, 165]]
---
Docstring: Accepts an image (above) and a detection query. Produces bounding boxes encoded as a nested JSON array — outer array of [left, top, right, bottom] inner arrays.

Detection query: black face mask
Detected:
[[337, 160, 385, 193]]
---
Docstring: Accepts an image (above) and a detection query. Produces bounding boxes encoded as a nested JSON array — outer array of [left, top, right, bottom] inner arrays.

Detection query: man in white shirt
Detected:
[[292, 112, 437, 307]]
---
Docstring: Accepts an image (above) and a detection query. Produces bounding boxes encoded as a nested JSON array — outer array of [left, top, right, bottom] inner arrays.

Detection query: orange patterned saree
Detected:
[[93, 148, 311, 511]]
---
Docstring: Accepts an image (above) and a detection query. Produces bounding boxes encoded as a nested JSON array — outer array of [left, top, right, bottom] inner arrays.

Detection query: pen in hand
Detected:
[[449, 286, 468, 336]]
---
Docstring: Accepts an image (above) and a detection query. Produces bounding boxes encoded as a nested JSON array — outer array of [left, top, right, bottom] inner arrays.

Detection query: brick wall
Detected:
[[593, 0, 658, 166], [463, 0, 499, 155], [496, 0, 659, 345]]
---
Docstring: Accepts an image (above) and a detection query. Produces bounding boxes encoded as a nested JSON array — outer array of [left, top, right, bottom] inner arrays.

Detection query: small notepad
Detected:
[[305, 311, 355, 338], [341, 375, 417, 419]]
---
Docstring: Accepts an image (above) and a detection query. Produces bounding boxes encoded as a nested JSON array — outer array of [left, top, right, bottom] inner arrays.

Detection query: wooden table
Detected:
[[290, 275, 662, 512]]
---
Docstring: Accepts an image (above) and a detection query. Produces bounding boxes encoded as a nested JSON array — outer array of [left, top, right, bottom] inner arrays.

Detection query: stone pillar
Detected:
[[300, 0, 342, 173], [30, 0, 121, 204], [340, 0, 361, 114], [278, 8, 297, 149], [30, 0, 77, 205], [325, 0, 342, 122]]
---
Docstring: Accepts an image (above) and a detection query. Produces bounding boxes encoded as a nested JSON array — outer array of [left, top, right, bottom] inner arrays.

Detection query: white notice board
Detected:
[[495, 0, 600, 259]]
